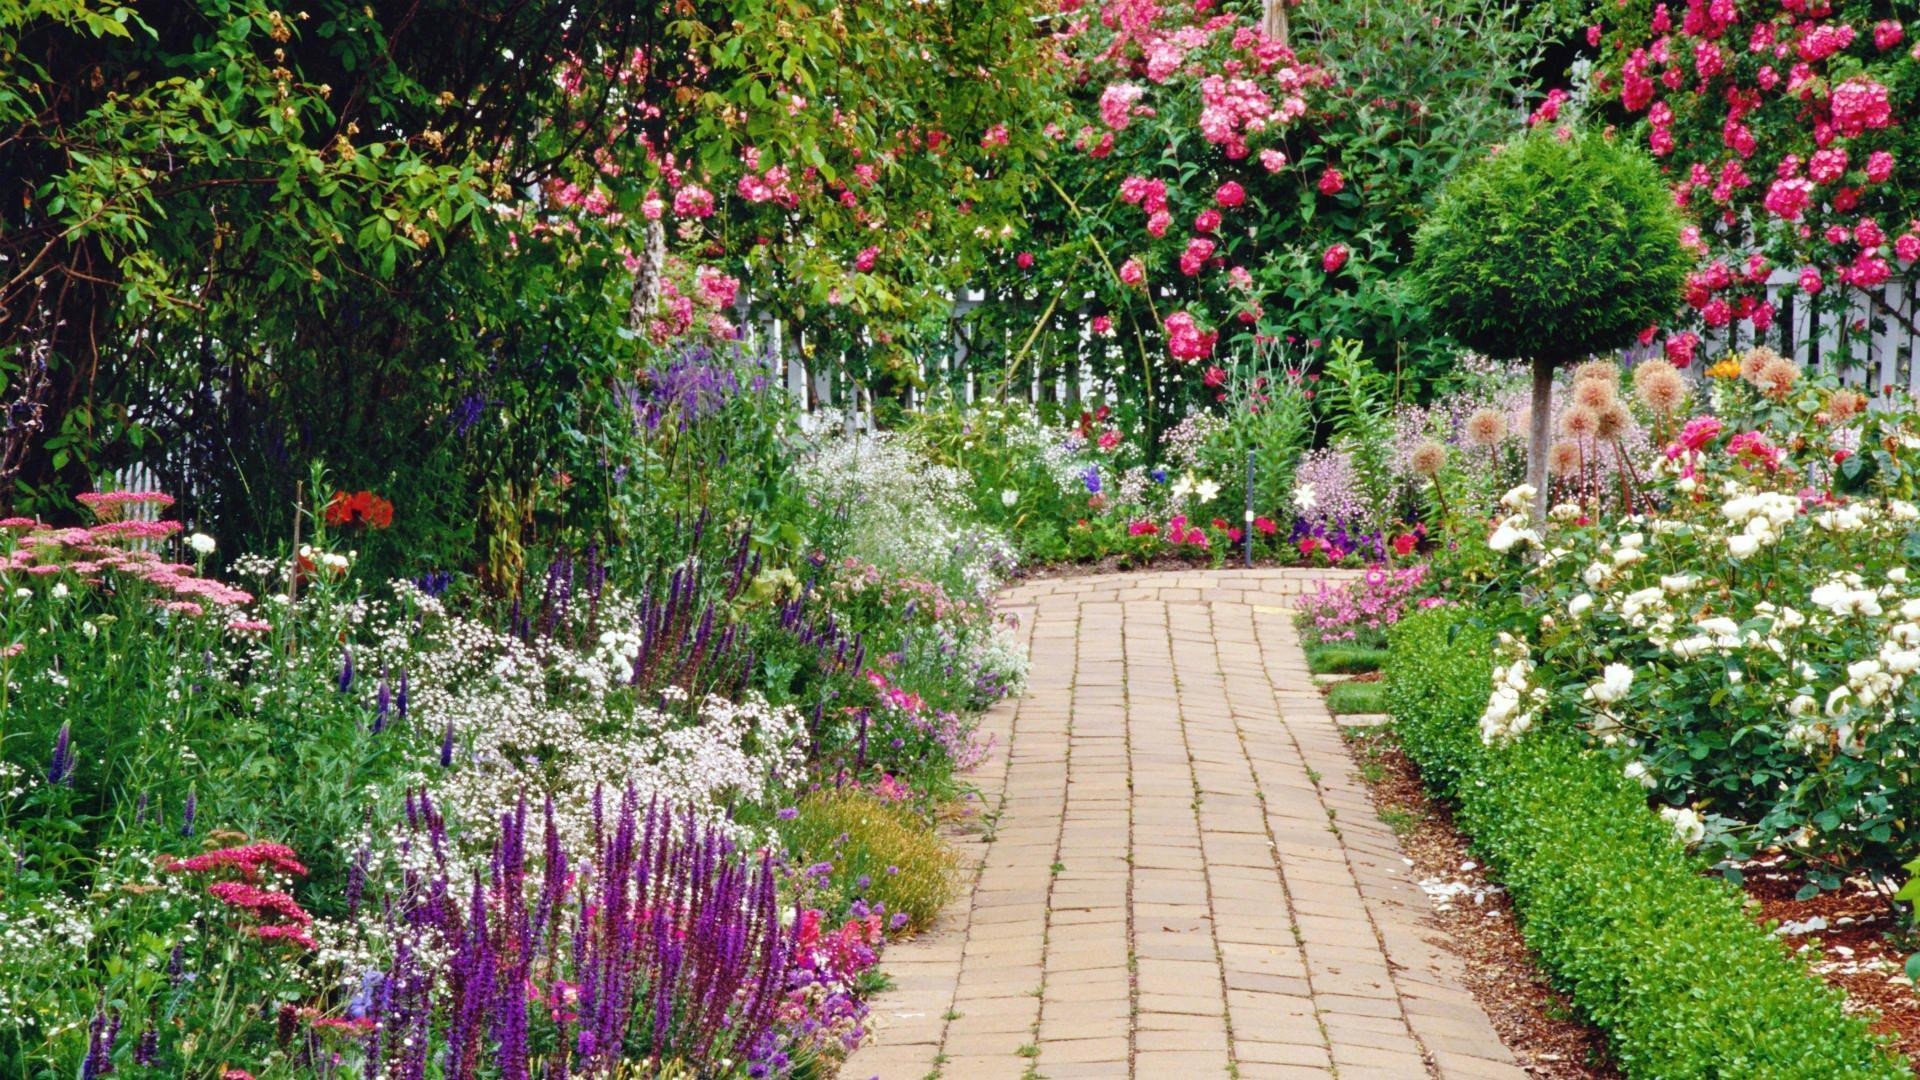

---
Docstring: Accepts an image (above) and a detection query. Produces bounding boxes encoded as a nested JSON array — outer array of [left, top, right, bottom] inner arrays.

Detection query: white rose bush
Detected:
[[1468, 354, 1920, 893]]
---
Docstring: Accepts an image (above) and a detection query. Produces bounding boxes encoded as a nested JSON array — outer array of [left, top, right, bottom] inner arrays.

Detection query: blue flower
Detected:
[[1150, 467, 1168, 483], [1082, 466, 1102, 495]]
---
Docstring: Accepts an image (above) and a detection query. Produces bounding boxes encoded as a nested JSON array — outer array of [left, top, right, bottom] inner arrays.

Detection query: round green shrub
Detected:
[[1412, 124, 1690, 363], [1412, 125, 1690, 521]]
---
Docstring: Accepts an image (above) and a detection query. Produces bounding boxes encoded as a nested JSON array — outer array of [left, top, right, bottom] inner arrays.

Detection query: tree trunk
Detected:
[[1262, 0, 1289, 45], [1527, 356, 1554, 526], [625, 217, 668, 333]]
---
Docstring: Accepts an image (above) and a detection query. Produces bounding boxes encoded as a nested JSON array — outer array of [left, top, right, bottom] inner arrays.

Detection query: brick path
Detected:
[[842, 569, 1525, 1080]]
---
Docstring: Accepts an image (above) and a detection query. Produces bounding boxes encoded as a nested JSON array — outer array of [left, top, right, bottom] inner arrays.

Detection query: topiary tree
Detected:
[[1413, 124, 1690, 524]]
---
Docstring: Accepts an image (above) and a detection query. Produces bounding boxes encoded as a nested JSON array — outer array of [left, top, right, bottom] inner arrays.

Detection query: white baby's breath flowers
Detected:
[[188, 532, 217, 555]]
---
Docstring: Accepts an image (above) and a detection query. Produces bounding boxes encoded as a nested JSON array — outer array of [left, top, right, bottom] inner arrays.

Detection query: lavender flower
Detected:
[[180, 791, 196, 838]]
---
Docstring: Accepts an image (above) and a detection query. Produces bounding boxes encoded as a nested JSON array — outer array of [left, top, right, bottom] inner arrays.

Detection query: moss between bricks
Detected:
[[1385, 609, 1908, 1080]]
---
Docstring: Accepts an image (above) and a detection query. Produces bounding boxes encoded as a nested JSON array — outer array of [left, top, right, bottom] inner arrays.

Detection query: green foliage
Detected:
[[1387, 609, 1907, 1079], [1305, 644, 1388, 675], [1315, 339, 1397, 533], [1323, 679, 1385, 715], [1412, 125, 1691, 363], [776, 790, 957, 930]]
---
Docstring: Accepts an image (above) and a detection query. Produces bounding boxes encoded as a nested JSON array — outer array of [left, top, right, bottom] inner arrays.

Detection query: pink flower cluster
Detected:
[[165, 841, 318, 951], [162, 842, 309, 881], [1099, 82, 1147, 130], [1164, 311, 1216, 362], [4, 510, 254, 612], [1197, 74, 1304, 158], [1295, 563, 1432, 646], [1597, 4, 1911, 340], [671, 183, 715, 218]]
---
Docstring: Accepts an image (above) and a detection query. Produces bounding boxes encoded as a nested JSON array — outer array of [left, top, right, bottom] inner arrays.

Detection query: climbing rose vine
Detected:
[[1593, 0, 1920, 365]]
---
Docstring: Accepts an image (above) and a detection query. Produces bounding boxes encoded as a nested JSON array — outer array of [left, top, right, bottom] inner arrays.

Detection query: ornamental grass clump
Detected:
[[776, 789, 956, 930], [1413, 124, 1690, 524]]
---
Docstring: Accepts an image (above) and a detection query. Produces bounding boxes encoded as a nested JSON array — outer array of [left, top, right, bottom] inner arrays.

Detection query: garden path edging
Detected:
[[843, 569, 1525, 1079]]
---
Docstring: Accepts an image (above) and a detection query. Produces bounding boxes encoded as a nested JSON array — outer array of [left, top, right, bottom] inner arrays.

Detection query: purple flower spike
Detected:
[[46, 723, 73, 786]]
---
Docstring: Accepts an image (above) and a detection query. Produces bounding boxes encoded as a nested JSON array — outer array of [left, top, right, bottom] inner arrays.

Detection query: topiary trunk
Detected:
[[1527, 356, 1554, 526]]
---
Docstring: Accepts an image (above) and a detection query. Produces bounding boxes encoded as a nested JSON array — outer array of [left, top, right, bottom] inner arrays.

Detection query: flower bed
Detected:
[[0, 347, 1026, 1077], [1387, 608, 1906, 1078]]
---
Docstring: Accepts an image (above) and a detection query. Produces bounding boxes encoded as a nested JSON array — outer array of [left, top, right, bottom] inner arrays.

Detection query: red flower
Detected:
[[1253, 516, 1276, 535], [1392, 533, 1418, 557], [1321, 244, 1349, 273], [1298, 536, 1321, 557], [324, 491, 394, 530]]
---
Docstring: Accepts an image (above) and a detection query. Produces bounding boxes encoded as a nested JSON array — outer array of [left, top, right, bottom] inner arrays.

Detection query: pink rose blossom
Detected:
[[1215, 181, 1246, 208], [1321, 243, 1349, 273], [1164, 311, 1217, 362], [1178, 237, 1217, 276], [1831, 78, 1893, 138], [1099, 83, 1146, 130]]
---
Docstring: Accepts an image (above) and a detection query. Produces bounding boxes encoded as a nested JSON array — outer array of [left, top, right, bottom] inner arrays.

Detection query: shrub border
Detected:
[[1386, 609, 1907, 1079]]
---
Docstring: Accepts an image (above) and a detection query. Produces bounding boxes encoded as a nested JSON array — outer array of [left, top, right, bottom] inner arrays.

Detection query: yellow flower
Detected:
[[1706, 357, 1742, 379]]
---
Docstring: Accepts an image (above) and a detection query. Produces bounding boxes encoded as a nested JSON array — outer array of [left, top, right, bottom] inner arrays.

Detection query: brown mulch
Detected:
[[1739, 855, 1920, 1065], [1342, 726, 1620, 1078]]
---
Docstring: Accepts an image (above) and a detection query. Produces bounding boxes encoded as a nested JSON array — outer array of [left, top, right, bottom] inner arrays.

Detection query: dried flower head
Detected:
[[1740, 345, 1784, 386], [1559, 405, 1600, 439], [1827, 388, 1869, 422], [1410, 440, 1448, 478], [1573, 359, 1620, 385], [1595, 403, 1631, 442], [1633, 360, 1687, 415], [1549, 439, 1585, 475], [1465, 408, 1508, 447], [1759, 357, 1799, 401], [1572, 377, 1617, 411]]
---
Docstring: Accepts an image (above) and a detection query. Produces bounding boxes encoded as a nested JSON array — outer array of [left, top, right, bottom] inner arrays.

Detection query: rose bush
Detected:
[[1455, 347, 1920, 894]]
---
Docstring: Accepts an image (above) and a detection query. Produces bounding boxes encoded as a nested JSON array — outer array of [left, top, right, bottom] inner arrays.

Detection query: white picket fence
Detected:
[[1684, 270, 1920, 396], [752, 272, 1920, 423]]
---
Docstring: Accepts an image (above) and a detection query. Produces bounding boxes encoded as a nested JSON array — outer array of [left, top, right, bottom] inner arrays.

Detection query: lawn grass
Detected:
[[1324, 679, 1387, 715], [1305, 643, 1389, 675]]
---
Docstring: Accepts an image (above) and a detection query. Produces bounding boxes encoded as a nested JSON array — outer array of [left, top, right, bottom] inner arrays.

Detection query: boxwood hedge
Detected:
[[1386, 608, 1907, 1079]]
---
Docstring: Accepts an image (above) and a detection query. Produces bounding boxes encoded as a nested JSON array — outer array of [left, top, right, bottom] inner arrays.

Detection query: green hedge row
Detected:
[[1386, 609, 1907, 1079]]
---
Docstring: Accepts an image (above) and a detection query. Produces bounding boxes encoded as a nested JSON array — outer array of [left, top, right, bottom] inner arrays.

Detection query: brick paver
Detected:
[[842, 569, 1525, 1080]]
